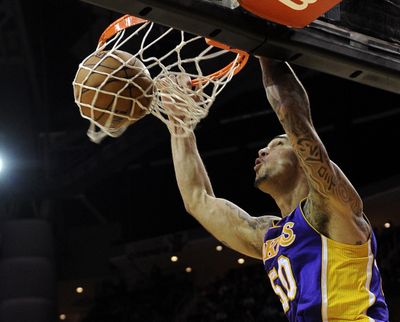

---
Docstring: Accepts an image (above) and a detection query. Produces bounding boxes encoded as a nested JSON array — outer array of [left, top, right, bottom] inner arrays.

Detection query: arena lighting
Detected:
[[185, 267, 192, 273], [170, 255, 178, 262], [0, 156, 3, 173], [384, 222, 391, 229], [238, 258, 245, 264], [216, 245, 223, 251], [59, 314, 66, 320], [76, 287, 84, 294]]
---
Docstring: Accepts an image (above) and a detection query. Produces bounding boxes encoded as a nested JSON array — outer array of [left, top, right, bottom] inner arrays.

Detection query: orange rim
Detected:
[[98, 15, 249, 86], [98, 15, 147, 48]]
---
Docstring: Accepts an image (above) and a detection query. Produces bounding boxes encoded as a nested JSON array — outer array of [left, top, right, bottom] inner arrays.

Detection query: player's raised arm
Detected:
[[258, 56, 363, 220], [161, 75, 278, 259], [170, 132, 278, 259]]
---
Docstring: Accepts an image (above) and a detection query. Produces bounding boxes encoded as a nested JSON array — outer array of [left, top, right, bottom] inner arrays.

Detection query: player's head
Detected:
[[254, 134, 305, 195]]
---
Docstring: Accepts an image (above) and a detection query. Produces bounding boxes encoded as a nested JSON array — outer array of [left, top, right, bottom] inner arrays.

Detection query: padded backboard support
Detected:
[[81, 0, 400, 94], [239, 0, 342, 28]]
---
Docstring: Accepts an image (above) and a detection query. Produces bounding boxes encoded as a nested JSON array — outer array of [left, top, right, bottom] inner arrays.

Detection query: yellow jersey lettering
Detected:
[[280, 222, 296, 246], [263, 222, 296, 261], [265, 237, 280, 259]]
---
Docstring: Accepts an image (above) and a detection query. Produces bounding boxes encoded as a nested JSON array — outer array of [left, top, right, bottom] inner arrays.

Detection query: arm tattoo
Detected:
[[262, 60, 363, 217], [225, 201, 271, 232], [280, 132, 331, 196], [225, 202, 257, 230], [296, 137, 337, 193], [296, 135, 362, 212], [254, 216, 273, 232]]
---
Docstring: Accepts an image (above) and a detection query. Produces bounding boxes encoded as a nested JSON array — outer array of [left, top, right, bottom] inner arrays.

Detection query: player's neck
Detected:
[[273, 179, 309, 217]]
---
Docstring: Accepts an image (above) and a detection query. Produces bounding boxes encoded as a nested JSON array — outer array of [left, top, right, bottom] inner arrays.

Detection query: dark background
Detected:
[[0, 0, 399, 321]]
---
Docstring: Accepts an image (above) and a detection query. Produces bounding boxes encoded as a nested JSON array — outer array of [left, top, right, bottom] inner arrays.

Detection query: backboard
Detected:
[[80, 0, 400, 94]]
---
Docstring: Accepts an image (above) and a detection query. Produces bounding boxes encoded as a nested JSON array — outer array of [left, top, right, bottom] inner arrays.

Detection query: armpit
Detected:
[[302, 198, 330, 237]]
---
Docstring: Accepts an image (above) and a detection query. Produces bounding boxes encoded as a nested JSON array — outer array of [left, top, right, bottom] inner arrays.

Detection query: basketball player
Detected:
[[165, 57, 389, 321]]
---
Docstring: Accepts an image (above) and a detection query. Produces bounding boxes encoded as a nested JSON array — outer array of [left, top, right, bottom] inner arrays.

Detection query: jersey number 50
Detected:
[[268, 256, 297, 313]]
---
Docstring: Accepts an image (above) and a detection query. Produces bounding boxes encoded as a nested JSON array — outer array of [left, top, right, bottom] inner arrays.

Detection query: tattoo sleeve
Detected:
[[259, 57, 362, 213], [224, 201, 275, 254]]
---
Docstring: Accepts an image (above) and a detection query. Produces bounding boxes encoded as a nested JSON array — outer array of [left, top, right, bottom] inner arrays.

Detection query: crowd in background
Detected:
[[81, 225, 400, 322]]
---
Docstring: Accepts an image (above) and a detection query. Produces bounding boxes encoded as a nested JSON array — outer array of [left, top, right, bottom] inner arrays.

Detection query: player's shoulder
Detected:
[[260, 214, 282, 226], [256, 214, 282, 235]]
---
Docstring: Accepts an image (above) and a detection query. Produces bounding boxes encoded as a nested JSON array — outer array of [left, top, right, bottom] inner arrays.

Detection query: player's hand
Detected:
[[158, 74, 193, 120], [159, 74, 202, 121]]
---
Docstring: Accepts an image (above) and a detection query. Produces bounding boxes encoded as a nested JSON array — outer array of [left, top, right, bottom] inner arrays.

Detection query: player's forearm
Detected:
[[171, 132, 214, 212], [259, 57, 312, 132]]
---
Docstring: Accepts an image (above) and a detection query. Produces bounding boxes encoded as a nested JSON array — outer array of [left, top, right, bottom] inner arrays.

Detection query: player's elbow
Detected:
[[183, 200, 195, 215]]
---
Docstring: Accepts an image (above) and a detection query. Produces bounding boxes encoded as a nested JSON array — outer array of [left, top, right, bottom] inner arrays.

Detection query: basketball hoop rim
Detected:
[[98, 14, 249, 86]]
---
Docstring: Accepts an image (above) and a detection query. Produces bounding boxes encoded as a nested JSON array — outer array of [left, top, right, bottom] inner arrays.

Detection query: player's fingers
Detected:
[[176, 74, 192, 90]]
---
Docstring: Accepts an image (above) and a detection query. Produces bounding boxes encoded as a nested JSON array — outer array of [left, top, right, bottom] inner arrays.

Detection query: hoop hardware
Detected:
[[98, 15, 249, 86]]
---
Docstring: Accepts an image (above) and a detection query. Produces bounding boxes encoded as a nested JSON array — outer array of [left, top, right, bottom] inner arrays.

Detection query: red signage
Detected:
[[239, 0, 342, 28]]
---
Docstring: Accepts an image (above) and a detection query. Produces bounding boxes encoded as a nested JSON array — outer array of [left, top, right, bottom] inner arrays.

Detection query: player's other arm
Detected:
[[258, 56, 363, 218], [171, 132, 278, 259]]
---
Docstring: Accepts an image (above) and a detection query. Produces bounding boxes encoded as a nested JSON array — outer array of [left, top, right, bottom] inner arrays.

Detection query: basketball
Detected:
[[73, 50, 154, 130]]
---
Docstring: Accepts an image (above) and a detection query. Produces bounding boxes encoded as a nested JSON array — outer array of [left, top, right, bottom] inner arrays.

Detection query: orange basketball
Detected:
[[73, 50, 154, 130]]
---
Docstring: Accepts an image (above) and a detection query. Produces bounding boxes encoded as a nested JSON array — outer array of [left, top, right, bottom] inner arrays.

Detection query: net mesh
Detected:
[[72, 17, 247, 143]]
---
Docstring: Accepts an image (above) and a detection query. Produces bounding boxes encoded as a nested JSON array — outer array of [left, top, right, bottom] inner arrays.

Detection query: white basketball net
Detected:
[[73, 17, 247, 143]]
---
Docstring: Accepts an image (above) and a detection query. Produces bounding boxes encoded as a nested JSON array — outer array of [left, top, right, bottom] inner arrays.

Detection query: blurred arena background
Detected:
[[0, 0, 399, 321]]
